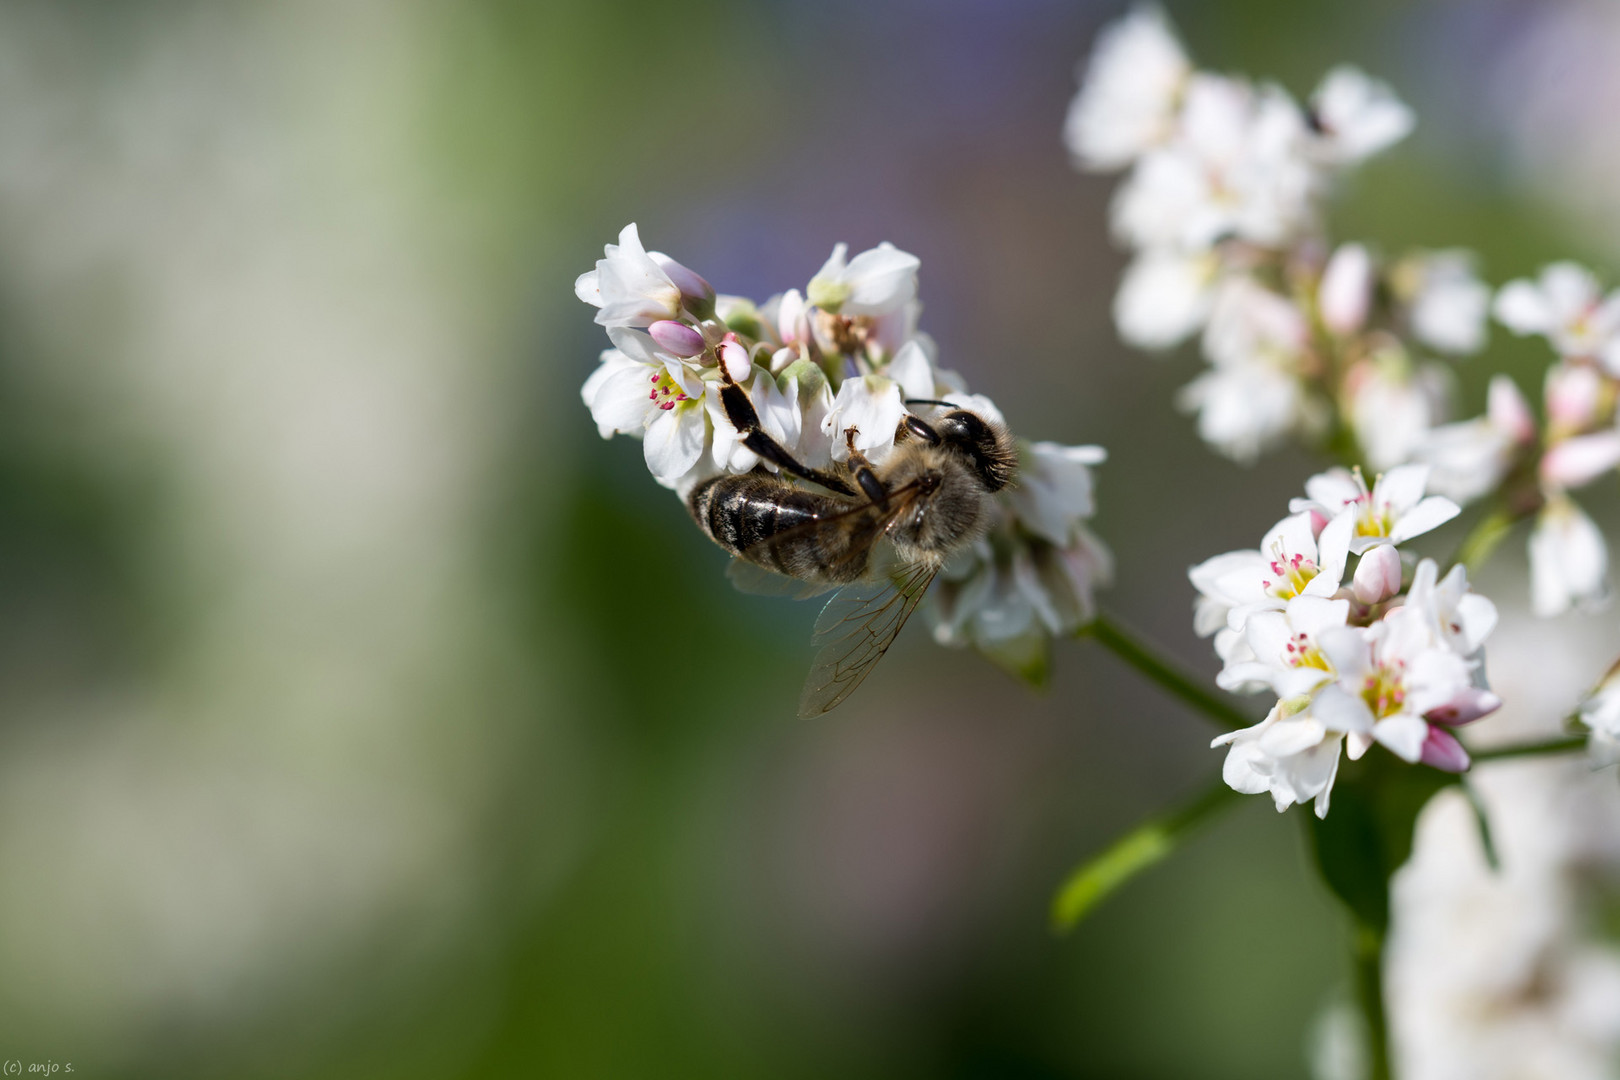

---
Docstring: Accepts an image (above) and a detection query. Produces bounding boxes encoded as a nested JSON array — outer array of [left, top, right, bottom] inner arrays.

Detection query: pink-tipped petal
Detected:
[[1352, 544, 1403, 604], [648, 320, 706, 358], [719, 339, 752, 382]]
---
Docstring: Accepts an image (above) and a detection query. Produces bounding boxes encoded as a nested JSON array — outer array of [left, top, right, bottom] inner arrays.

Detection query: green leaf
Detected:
[[1304, 755, 1458, 932], [1052, 780, 1239, 932]]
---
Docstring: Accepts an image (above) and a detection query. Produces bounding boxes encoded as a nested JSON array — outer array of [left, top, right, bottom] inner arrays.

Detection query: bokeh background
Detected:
[[0, 0, 1616, 1076]]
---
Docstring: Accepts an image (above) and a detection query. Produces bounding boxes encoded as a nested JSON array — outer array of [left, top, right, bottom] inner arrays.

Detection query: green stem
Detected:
[[1450, 503, 1520, 574], [1353, 922, 1392, 1080], [1084, 611, 1254, 732], [1051, 778, 1241, 931], [1467, 734, 1589, 763]]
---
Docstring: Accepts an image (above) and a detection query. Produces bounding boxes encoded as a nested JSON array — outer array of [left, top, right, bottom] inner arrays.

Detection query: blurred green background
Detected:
[[0, 0, 1606, 1076]]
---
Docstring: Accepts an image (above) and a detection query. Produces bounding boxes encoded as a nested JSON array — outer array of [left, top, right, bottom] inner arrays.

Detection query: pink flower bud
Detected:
[[649, 252, 714, 304], [1541, 431, 1620, 490], [648, 320, 706, 357], [1545, 362, 1603, 430], [719, 335, 752, 382], [1417, 726, 1470, 773], [1485, 374, 1536, 444], [1319, 243, 1373, 335], [1352, 544, 1403, 604]]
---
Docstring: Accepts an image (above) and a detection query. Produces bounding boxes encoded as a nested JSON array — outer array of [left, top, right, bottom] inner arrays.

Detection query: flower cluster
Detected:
[[1191, 465, 1501, 817], [1417, 262, 1620, 616], [576, 224, 1110, 667], [1067, 5, 1491, 466]]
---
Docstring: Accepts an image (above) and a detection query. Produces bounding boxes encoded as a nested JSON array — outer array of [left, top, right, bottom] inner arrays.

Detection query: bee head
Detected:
[[926, 409, 1016, 492]]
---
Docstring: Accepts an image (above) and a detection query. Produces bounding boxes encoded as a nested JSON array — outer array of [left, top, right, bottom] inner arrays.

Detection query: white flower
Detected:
[[1343, 356, 1449, 472], [1112, 76, 1315, 251], [1397, 249, 1491, 355], [1416, 374, 1535, 504], [821, 340, 937, 464], [1351, 544, 1403, 606], [581, 327, 711, 485], [1005, 442, 1107, 546], [1495, 261, 1620, 367], [1314, 604, 1498, 771], [575, 223, 711, 328], [707, 366, 801, 475], [1546, 361, 1606, 434], [1403, 558, 1499, 660], [1216, 594, 1350, 699], [1188, 510, 1353, 634], [1290, 464, 1460, 554], [1113, 248, 1218, 349], [806, 241, 921, 317], [1064, 3, 1190, 170], [1178, 361, 1312, 464], [1318, 242, 1373, 335], [1306, 66, 1415, 164], [1529, 495, 1608, 617], [1212, 701, 1344, 818], [1543, 429, 1620, 491]]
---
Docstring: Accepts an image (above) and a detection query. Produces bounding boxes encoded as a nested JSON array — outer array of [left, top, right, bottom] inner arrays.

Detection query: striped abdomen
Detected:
[[688, 473, 871, 584]]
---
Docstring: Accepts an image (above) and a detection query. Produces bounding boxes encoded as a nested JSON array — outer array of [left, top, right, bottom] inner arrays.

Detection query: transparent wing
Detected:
[[797, 558, 939, 718]]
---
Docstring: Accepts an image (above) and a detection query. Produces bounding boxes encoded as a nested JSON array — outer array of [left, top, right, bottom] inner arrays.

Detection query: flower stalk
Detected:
[[1082, 612, 1254, 731], [1353, 922, 1393, 1080]]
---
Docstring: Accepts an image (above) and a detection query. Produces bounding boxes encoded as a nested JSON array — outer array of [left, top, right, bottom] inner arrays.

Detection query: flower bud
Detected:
[[719, 334, 752, 382], [1545, 362, 1603, 431], [1352, 544, 1403, 604], [1319, 243, 1373, 335], [1541, 430, 1620, 490], [649, 251, 714, 306], [1486, 374, 1536, 445], [648, 319, 706, 358]]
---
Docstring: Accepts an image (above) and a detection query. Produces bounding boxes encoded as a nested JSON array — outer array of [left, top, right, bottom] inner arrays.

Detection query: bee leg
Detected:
[[716, 381, 856, 496], [903, 415, 942, 444], [843, 427, 889, 509]]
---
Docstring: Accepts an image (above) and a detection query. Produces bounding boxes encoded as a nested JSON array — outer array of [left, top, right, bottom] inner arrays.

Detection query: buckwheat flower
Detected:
[[1318, 242, 1374, 335], [582, 327, 712, 485], [1112, 77, 1314, 251], [1305, 65, 1415, 164], [707, 365, 801, 475], [821, 339, 940, 464], [1392, 249, 1491, 356], [1005, 442, 1108, 545], [1529, 495, 1608, 617], [806, 241, 921, 317], [1314, 604, 1499, 771], [1351, 544, 1403, 605], [1113, 248, 1218, 349], [1063, 3, 1190, 170], [1495, 261, 1620, 365], [1416, 374, 1536, 504], [1212, 701, 1344, 818], [1290, 464, 1460, 554], [1343, 355, 1449, 472], [1189, 509, 1353, 634], [1403, 558, 1499, 660], [779, 358, 837, 469], [1178, 360, 1314, 463], [1216, 594, 1350, 698], [575, 223, 713, 328]]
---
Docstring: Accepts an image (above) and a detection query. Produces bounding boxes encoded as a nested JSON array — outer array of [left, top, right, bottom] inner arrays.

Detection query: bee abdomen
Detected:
[[688, 474, 863, 581]]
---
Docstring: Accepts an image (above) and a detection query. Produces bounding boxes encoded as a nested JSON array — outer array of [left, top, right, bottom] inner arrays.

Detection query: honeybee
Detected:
[[689, 373, 1017, 716]]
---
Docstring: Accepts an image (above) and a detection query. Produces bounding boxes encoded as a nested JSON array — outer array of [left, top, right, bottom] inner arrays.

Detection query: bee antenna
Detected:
[[903, 398, 955, 410]]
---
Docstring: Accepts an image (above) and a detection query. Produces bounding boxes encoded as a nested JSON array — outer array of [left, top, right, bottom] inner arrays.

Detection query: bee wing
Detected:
[[797, 558, 939, 718]]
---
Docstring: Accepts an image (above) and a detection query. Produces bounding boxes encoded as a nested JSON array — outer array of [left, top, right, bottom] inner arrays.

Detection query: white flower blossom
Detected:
[[1006, 442, 1108, 545], [1063, 3, 1190, 170], [1495, 261, 1620, 367], [806, 241, 921, 317], [1318, 242, 1374, 335], [1188, 510, 1352, 635], [580, 327, 712, 485], [1343, 356, 1449, 472], [1290, 464, 1460, 554], [1215, 594, 1349, 698], [1112, 248, 1218, 349], [1529, 495, 1608, 617], [1306, 65, 1415, 164], [1212, 701, 1345, 818], [1416, 374, 1535, 505], [575, 223, 712, 328], [1397, 249, 1491, 356]]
